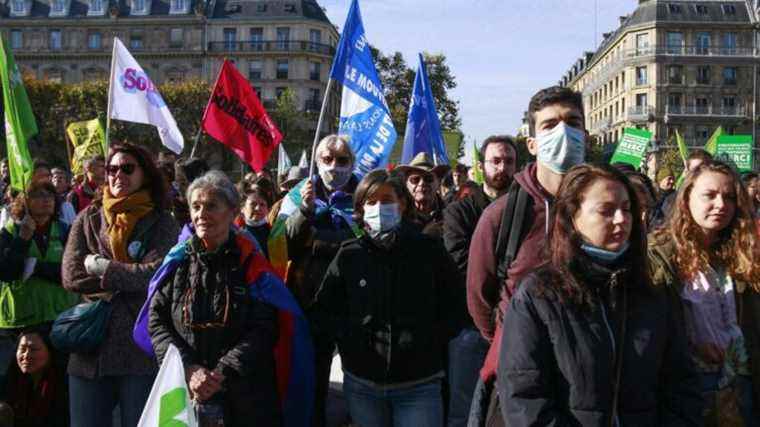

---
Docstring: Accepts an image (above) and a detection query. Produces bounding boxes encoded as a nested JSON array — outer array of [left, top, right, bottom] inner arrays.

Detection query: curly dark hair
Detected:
[[353, 169, 415, 227], [10, 181, 59, 222]]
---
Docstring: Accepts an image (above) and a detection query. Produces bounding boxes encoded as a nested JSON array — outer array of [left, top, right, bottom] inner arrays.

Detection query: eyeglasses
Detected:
[[105, 164, 137, 176], [408, 174, 435, 185], [320, 155, 351, 167], [182, 285, 230, 330]]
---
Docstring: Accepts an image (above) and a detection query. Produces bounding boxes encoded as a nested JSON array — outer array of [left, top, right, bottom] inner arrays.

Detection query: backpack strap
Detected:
[[494, 181, 533, 283]]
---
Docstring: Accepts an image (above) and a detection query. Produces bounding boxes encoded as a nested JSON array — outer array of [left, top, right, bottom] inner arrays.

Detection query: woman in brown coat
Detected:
[[61, 143, 179, 427]]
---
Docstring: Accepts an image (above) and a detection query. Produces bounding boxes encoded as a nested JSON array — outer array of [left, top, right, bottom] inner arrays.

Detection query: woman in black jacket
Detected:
[[311, 169, 458, 427], [497, 164, 702, 426], [148, 171, 280, 426]]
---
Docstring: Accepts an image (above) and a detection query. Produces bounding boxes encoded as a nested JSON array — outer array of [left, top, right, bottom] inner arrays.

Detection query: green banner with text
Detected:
[[610, 128, 652, 168], [715, 135, 753, 172]]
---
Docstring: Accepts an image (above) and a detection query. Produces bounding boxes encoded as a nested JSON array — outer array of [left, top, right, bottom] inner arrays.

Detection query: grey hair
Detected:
[[315, 134, 355, 165], [186, 170, 240, 208]]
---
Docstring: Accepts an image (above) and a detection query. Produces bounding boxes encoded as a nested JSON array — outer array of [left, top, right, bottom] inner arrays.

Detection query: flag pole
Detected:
[[105, 38, 117, 152], [308, 78, 335, 178], [63, 123, 74, 170], [189, 129, 202, 158]]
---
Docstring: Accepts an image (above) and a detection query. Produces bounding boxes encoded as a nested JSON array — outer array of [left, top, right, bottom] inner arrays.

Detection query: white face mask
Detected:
[[363, 202, 401, 237], [318, 164, 353, 190], [245, 217, 268, 227], [536, 122, 586, 174]]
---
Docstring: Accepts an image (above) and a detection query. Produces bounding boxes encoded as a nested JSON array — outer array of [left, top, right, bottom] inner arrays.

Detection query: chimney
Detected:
[[619, 15, 628, 26]]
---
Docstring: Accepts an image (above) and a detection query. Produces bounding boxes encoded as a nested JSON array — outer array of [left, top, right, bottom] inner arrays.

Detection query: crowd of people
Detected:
[[0, 84, 757, 427]]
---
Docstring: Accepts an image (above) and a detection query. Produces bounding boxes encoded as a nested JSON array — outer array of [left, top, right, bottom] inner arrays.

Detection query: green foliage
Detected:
[[270, 87, 316, 162], [371, 47, 461, 133]]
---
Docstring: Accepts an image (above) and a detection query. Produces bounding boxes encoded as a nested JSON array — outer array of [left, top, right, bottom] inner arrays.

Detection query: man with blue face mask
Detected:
[[466, 86, 586, 426]]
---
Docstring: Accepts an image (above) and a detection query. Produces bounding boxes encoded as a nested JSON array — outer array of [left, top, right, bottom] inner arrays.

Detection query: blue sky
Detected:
[[321, 0, 638, 146]]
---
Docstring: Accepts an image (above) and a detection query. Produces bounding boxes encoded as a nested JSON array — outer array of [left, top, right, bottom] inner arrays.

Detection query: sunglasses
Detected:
[[320, 155, 351, 167], [105, 163, 137, 176], [408, 174, 435, 185]]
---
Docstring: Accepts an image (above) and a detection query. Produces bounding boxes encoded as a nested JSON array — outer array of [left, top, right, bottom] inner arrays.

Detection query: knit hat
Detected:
[[656, 166, 675, 182]]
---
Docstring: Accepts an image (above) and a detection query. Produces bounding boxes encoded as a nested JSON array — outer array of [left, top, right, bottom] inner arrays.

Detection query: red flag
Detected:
[[201, 60, 283, 171]]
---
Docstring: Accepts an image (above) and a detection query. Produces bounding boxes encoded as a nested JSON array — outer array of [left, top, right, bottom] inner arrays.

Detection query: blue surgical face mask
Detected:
[[581, 241, 630, 265], [363, 202, 401, 237], [536, 122, 586, 174]]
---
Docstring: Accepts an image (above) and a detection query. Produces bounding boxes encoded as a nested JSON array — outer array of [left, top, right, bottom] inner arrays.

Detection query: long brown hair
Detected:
[[666, 161, 759, 287], [546, 163, 649, 306], [105, 142, 169, 210]]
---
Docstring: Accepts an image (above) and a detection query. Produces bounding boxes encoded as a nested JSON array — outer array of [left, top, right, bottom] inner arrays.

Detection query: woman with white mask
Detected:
[[285, 134, 361, 427], [311, 169, 458, 427]]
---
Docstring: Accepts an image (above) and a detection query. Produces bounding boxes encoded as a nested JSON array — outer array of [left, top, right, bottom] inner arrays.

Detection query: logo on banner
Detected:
[[120, 68, 166, 108]]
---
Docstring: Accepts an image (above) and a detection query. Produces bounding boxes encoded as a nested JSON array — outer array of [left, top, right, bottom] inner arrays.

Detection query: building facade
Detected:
[[0, 0, 339, 133], [559, 0, 760, 152]]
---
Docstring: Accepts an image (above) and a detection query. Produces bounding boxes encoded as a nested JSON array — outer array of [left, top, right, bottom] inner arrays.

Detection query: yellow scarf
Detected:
[[102, 189, 155, 262]]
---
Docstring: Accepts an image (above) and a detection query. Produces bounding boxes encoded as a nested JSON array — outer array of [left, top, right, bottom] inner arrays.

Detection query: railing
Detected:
[[591, 117, 612, 132], [627, 105, 653, 121], [627, 45, 754, 58], [208, 40, 335, 55], [665, 105, 746, 117]]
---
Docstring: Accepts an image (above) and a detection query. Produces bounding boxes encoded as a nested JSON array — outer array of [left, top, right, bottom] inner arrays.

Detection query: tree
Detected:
[[370, 47, 461, 133], [269, 87, 315, 163]]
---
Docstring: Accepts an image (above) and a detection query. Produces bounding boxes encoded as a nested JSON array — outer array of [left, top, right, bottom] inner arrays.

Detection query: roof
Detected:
[[210, 0, 331, 22]]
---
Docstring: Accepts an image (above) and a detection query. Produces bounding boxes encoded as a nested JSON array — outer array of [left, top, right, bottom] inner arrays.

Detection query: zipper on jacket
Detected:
[[598, 297, 620, 427]]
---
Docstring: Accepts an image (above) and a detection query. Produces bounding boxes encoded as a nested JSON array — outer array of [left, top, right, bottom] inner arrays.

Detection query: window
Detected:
[[695, 32, 710, 55], [284, 3, 296, 13], [276, 60, 288, 79], [256, 3, 266, 12], [695, 96, 709, 114], [83, 68, 105, 81], [249, 28, 263, 50], [723, 96, 737, 114], [666, 32, 683, 54], [635, 93, 647, 107], [668, 93, 682, 113], [49, 30, 62, 50], [166, 68, 185, 83], [309, 62, 320, 81], [305, 88, 320, 111], [51, 0, 65, 13], [694, 4, 709, 15], [89, 0, 103, 13], [723, 67, 737, 85], [668, 65, 683, 84], [10, 30, 22, 49], [87, 32, 101, 49], [668, 4, 681, 14], [696, 66, 710, 84], [276, 27, 290, 50], [309, 29, 321, 50], [248, 60, 262, 80], [170, 0, 185, 13], [133, 0, 145, 12], [635, 66, 647, 85], [44, 68, 64, 83], [722, 4, 736, 15], [129, 35, 143, 50], [170, 29, 183, 47], [723, 32, 737, 54], [696, 126, 709, 141], [223, 28, 237, 50], [11, 0, 25, 13], [253, 87, 262, 99], [275, 87, 286, 99]]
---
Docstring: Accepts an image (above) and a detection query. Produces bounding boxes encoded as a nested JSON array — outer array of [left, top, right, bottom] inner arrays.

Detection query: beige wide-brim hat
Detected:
[[395, 152, 451, 179], [281, 166, 307, 188]]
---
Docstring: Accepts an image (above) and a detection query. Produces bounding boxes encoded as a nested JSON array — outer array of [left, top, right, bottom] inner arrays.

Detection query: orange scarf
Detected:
[[102, 189, 155, 262]]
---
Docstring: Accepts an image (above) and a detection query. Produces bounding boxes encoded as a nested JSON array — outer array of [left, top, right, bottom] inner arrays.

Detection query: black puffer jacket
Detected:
[[311, 222, 459, 385], [148, 233, 280, 426], [498, 260, 703, 427]]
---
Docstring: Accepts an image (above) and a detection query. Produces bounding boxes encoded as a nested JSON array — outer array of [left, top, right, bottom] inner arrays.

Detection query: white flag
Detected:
[[137, 344, 197, 427], [298, 149, 309, 169], [277, 144, 292, 178], [108, 37, 184, 154]]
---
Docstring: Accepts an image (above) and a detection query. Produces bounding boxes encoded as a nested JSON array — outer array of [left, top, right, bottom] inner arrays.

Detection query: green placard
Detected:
[[715, 135, 753, 172], [609, 128, 652, 168]]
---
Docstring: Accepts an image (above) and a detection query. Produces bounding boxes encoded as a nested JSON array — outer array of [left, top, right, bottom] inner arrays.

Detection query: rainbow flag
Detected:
[[133, 228, 314, 427], [267, 179, 363, 280]]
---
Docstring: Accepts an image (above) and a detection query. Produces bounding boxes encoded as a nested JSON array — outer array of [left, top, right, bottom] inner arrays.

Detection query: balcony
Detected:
[[665, 105, 746, 117], [208, 40, 335, 56], [591, 117, 612, 132], [627, 105, 653, 122], [625, 45, 754, 58]]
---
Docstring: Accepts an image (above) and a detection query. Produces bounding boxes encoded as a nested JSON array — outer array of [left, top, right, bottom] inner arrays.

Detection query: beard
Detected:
[[485, 172, 511, 192]]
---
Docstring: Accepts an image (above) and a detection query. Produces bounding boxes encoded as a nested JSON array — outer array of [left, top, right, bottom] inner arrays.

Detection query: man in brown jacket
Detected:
[[466, 86, 586, 425]]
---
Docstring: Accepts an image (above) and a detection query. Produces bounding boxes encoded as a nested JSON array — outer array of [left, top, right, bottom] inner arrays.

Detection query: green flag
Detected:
[[0, 34, 37, 191], [703, 126, 723, 155], [472, 140, 484, 185], [609, 128, 651, 168], [675, 129, 688, 166]]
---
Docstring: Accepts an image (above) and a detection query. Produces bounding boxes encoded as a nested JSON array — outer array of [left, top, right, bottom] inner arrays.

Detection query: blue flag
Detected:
[[401, 54, 448, 165], [329, 0, 397, 176]]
